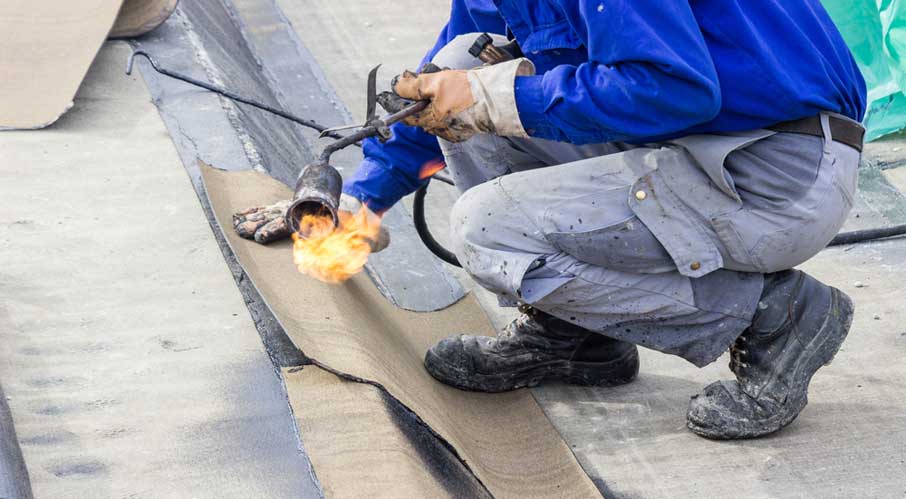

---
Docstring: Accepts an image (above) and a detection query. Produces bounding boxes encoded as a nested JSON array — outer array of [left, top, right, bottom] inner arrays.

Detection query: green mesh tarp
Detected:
[[823, 0, 906, 140]]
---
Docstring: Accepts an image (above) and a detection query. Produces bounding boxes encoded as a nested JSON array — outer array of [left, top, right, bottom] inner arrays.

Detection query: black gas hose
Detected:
[[413, 180, 461, 267], [828, 224, 906, 246]]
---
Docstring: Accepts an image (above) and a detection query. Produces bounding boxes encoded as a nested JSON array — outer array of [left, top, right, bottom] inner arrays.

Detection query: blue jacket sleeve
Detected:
[[343, 0, 506, 213], [514, 0, 722, 145]]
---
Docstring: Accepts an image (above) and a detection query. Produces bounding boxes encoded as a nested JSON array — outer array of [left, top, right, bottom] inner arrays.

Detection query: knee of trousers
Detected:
[[450, 182, 519, 295], [449, 179, 551, 294], [430, 33, 509, 70], [449, 181, 503, 264]]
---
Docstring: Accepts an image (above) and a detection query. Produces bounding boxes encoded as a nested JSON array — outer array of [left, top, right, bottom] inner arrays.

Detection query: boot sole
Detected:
[[424, 346, 640, 393], [687, 287, 854, 440]]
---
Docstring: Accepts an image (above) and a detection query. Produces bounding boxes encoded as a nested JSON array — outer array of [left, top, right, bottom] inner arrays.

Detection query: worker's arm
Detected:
[[341, 0, 506, 214], [233, 1, 503, 245], [514, 0, 721, 145]]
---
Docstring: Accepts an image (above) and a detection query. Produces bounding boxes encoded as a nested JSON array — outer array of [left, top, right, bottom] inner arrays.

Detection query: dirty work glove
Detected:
[[392, 58, 535, 142], [232, 194, 390, 252], [233, 199, 292, 244]]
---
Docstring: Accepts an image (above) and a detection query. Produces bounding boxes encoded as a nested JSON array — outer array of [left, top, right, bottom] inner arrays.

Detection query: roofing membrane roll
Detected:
[[0, 0, 124, 129], [109, 0, 177, 38]]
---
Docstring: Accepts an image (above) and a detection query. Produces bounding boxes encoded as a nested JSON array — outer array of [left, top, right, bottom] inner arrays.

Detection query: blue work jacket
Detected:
[[344, 0, 867, 213]]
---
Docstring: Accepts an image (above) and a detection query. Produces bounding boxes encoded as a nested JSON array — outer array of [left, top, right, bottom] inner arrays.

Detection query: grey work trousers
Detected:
[[433, 35, 861, 367]]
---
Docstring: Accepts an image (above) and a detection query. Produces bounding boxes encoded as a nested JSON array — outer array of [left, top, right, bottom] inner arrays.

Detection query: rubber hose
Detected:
[[827, 223, 906, 247], [413, 181, 461, 267]]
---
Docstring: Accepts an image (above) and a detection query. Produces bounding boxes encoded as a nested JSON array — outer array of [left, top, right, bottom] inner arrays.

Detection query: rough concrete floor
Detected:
[[279, 1, 906, 497], [0, 43, 320, 498]]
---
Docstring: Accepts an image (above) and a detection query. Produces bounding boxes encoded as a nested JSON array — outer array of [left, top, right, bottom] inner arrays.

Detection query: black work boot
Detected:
[[424, 307, 639, 393], [686, 270, 854, 439]]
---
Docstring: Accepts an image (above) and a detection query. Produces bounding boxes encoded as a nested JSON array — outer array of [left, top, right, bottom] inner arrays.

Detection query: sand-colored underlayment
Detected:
[[0, 0, 175, 128], [0, 0, 123, 129], [202, 164, 602, 498], [109, 0, 177, 38]]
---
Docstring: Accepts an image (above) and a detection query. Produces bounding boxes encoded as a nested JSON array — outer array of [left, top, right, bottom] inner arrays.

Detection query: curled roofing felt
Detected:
[[0, 0, 123, 129]]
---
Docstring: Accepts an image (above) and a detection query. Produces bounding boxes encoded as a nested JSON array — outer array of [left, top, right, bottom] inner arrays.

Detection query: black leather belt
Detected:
[[768, 114, 865, 152]]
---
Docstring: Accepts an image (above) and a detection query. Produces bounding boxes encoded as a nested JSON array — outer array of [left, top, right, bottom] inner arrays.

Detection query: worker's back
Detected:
[[688, 0, 866, 132]]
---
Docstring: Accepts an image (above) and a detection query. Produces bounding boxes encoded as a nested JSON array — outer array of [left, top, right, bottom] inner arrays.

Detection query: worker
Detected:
[[234, 0, 866, 440]]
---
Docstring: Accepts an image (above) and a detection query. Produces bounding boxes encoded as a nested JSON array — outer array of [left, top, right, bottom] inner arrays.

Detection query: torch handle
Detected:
[[318, 100, 428, 163], [383, 100, 428, 125]]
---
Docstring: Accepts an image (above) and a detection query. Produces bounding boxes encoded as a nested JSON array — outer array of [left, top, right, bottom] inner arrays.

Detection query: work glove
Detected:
[[233, 199, 292, 244], [232, 194, 390, 252], [392, 58, 536, 142]]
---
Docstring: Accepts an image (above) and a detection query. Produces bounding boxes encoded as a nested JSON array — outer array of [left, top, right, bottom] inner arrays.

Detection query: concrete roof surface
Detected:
[[0, 42, 320, 499], [1, 1, 906, 498]]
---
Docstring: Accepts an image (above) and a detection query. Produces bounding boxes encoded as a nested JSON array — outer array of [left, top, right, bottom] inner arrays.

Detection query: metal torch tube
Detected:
[[285, 100, 429, 237], [285, 161, 344, 234]]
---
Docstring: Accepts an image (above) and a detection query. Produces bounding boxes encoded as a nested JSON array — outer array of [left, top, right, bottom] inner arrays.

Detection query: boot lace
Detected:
[[499, 305, 542, 341], [729, 334, 751, 377]]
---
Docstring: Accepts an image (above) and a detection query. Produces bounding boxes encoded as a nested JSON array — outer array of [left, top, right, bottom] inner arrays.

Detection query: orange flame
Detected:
[[291, 207, 381, 283], [419, 159, 446, 180]]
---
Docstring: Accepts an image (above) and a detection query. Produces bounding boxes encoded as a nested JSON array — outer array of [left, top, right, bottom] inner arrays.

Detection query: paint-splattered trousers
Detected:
[[433, 36, 861, 367]]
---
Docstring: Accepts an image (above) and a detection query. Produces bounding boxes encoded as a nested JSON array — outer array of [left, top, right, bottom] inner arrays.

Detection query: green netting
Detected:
[[822, 0, 906, 141]]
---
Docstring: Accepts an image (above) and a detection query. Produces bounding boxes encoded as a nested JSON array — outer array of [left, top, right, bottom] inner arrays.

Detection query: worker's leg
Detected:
[[437, 120, 858, 362], [429, 116, 860, 438], [426, 35, 646, 390], [444, 145, 765, 366]]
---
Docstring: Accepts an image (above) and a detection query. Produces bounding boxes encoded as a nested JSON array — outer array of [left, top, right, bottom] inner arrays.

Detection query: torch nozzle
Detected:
[[285, 161, 344, 237]]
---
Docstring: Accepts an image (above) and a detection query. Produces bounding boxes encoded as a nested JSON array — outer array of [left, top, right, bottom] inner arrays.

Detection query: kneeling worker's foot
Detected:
[[424, 307, 639, 393], [687, 270, 854, 440]]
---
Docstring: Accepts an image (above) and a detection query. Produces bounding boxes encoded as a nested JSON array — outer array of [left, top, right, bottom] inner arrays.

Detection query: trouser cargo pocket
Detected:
[[710, 150, 857, 273], [547, 214, 675, 273]]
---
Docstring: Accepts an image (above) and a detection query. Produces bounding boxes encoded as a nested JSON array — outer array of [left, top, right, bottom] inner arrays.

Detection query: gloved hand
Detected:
[[232, 194, 390, 252], [392, 58, 536, 142], [233, 199, 292, 244]]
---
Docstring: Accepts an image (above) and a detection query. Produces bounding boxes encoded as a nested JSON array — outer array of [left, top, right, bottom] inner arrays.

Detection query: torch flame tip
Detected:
[[291, 207, 380, 284]]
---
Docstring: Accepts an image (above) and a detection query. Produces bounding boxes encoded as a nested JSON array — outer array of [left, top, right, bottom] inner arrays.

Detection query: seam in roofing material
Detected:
[[134, 0, 465, 313], [0, 384, 33, 499], [306, 358, 491, 495], [285, 365, 493, 498], [301, 361, 492, 497], [274, 370, 328, 498]]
